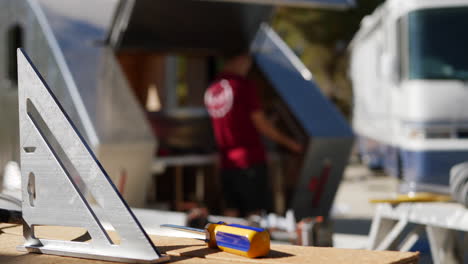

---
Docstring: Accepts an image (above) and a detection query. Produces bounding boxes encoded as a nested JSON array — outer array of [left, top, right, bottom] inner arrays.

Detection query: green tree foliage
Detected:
[[272, 0, 385, 117]]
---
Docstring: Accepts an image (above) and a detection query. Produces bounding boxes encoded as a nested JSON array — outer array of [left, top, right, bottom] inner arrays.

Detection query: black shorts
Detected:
[[221, 164, 272, 215]]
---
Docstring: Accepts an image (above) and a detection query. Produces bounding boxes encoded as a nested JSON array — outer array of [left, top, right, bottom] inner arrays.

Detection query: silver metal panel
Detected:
[[37, 2, 157, 206], [0, 0, 156, 206], [252, 25, 354, 219], [22, 0, 96, 145], [0, 1, 20, 188], [1, 0, 90, 191], [17, 48, 168, 263], [291, 139, 353, 218], [37, 0, 119, 29], [252, 25, 354, 138], [37, 0, 154, 144], [198, 0, 355, 9]]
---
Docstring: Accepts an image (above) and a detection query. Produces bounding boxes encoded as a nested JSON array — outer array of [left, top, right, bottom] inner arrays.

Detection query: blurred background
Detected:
[[274, 0, 384, 118], [3, 0, 468, 263]]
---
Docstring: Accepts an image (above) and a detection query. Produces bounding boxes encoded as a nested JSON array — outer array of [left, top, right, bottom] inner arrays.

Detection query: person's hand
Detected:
[[288, 141, 303, 154]]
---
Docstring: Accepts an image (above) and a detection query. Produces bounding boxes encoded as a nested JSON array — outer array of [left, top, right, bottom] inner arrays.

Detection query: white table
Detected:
[[369, 202, 468, 264]]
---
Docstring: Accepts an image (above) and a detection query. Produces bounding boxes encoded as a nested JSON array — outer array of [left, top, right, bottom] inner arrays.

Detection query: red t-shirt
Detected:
[[204, 73, 266, 169]]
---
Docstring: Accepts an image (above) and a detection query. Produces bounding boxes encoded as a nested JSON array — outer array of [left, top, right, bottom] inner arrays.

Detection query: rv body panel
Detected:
[[350, 0, 468, 192]]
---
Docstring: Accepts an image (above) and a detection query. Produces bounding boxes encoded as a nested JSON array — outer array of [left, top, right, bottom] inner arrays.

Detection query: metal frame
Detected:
[[368, 202, 468, 264]]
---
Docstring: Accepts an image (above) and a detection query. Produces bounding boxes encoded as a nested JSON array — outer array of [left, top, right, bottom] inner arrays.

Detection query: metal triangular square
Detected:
[[16, 49, 169, 263]]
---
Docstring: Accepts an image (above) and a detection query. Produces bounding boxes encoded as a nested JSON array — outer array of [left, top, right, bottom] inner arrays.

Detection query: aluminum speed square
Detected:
[[16, 49, 169, 263]]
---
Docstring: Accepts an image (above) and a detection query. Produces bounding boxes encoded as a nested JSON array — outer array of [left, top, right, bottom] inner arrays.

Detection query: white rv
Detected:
[[350, 0, 468, 193]]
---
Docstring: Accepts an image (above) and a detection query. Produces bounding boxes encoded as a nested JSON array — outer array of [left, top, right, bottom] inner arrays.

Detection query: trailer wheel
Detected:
[[396, 153, 403, 180]]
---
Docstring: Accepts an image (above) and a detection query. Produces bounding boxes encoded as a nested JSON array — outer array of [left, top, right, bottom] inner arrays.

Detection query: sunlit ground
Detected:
[[332, 162, 433, 263]]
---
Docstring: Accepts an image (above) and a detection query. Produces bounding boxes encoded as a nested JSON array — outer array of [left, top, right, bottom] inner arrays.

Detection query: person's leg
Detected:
[[238, 164, 272, 216], [221, 168, 241, 217]]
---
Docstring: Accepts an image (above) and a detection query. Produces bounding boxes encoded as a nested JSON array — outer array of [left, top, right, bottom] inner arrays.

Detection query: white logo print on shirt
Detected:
[[205, 79, 234, 118]]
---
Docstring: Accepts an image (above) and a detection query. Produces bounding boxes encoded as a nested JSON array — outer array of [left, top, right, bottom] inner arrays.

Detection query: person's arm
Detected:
[[251, 110, 302, 153]]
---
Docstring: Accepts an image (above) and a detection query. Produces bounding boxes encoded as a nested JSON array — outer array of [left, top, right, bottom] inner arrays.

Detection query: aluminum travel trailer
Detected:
[[0, 0, 353, 219], [0, 0, 156, 206], [350, 0, 468, 193]]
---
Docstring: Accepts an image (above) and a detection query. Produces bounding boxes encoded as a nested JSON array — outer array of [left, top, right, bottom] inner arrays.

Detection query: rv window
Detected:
[[408, 7, 468, 80], [7, 24, 24, 85]]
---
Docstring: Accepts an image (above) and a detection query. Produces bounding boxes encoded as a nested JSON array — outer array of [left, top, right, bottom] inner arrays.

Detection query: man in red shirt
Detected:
[[205, 52, 302, 217]]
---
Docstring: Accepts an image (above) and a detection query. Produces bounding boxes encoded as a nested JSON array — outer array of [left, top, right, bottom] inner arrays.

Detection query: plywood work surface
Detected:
[[0, 224, 418, 264]]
